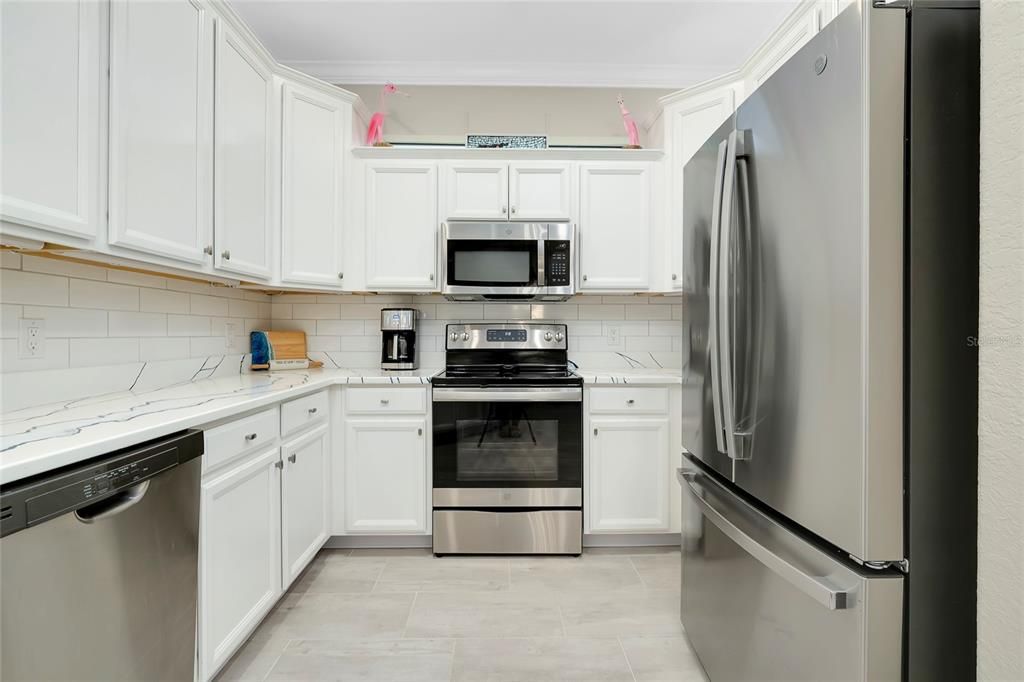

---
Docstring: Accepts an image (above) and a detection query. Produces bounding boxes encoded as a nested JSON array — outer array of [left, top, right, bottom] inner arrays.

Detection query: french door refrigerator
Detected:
[[678, 2, 979, 680]]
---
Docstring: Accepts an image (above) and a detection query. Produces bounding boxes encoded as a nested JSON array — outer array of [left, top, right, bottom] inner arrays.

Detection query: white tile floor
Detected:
[[215, 547, 707, 681]]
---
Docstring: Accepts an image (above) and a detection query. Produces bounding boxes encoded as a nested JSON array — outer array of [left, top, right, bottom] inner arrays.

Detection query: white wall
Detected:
[[977, 1, 1024, 679], [340, 85, 673, 147]]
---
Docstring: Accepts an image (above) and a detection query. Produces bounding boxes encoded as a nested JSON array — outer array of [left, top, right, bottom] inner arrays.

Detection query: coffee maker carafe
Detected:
[[380, 308, 417, 370]]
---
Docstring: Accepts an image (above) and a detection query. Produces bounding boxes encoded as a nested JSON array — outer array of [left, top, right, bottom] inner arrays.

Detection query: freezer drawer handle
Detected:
[[679, 470, 852, 611]]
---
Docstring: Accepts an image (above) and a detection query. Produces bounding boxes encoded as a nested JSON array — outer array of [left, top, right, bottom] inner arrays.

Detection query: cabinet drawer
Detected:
[[281, 390, 329, 438], [204, 406, 280, 474], [589, 386, 669, 414], [345, 387, 427, 414]]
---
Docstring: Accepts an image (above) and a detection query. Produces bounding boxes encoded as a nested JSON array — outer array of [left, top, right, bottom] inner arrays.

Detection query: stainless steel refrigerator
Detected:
[[677, 2, 979, 680]]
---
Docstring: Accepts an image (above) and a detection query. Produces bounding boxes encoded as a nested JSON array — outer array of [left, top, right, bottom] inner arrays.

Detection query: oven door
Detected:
[[443, 223, 542, 297], [432, 386, 583, 507]]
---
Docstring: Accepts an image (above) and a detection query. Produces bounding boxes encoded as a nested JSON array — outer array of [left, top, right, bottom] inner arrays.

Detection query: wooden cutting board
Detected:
[[250, 330, 324, 370]]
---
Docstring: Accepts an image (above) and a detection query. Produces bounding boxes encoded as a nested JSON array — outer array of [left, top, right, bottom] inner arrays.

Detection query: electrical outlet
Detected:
[[18, 318, 45, 359], [607, 324, 620, 347], [224, 321, 239, 349]]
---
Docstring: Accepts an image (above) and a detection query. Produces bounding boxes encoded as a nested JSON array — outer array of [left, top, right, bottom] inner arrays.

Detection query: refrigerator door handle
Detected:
[[718, 130, 741, 459], [708, 137, 730, 455], [681, 469, 854, 611]]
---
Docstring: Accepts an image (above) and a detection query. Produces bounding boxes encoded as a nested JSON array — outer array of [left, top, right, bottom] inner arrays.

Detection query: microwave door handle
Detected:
[[708, 137, 729, 455], [537, 238, 546, 287]]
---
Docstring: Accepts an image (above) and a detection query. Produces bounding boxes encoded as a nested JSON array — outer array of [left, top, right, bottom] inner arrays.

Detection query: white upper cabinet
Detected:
[[364, 161, 438, 290], [279, 79, 347, 287], [443, 162, 508, 220], [578, 162, 652, 290], [1, 0, 103, 241], [664, 85, 737, 290], [508, 162, 573, 221], [108, 0, 214, 265], [280, 424, 329, 586], [213, 21, 273, 280], [442, 161, 573, 222]]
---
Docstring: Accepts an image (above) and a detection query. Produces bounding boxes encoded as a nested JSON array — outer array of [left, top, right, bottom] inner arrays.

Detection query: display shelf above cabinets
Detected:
[[352, 146, 664, 161]]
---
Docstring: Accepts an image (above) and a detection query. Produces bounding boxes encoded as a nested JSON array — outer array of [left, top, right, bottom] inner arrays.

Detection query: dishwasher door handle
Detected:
[[75, 480, 151, 524]]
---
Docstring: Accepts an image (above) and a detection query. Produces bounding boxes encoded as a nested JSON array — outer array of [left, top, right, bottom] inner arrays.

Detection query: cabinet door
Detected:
[[669, 87, 736, 290], [443, 162, 508, 220], [213, 22, 272, 280], [109, 0, 213, 265], [199, 447, 281, 681], [280, 81, 345, 287], [344, 418, 427, 533], [509, 162, 572, 221], [578, 163, 651, 290], [1, 0, 102, 240], [587, 417, 670, 532], [281, 424, 329, 586], [365, 162, 438, 290]]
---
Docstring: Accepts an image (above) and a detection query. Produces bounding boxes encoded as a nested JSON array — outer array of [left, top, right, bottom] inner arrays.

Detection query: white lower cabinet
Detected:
[[344, 417, 428, 533], [586, 416, 671, 533], [281, 423, 330, 584], [199, 445, 282, 681]]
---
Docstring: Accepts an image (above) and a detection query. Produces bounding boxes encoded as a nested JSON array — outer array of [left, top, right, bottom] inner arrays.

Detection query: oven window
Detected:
[[433, 400, 582, 488], [456, 412, 559, 482], [447, 240, 537, 287]]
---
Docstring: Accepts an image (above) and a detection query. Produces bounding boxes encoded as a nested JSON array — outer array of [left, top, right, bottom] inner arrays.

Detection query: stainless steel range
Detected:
[[431, 323, 582, 555]]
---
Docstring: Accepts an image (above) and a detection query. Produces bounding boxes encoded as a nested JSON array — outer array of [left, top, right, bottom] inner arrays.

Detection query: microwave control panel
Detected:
[[545, 241, 571, 286]]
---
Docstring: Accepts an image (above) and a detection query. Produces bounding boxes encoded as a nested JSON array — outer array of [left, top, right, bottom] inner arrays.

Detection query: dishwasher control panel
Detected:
[[0, 429, 203, 538]]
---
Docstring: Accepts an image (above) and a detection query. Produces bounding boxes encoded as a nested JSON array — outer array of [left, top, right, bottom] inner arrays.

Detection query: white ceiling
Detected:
[[229, 0, 801, 88]]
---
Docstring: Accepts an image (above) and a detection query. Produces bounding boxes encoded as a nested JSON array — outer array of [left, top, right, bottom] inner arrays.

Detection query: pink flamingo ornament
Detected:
[[365, 82, 409, 147], [617, 94, 641, 149]]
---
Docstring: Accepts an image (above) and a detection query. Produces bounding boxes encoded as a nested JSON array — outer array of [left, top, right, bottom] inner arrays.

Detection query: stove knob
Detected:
[[544, 332, 553, 341], [450, 332, 458, 341], [555, 332, 564, 342], [462, 332, 470, 341]]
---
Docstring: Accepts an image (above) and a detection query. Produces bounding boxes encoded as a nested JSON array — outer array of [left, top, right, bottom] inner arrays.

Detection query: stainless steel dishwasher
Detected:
[[0, 430, 204, 681]]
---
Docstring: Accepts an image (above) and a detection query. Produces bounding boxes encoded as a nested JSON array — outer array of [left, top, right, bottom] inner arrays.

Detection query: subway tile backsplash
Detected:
[[272, 293, 685, 372]]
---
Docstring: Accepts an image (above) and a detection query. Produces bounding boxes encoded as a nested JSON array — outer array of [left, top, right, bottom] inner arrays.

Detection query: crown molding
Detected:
[[280, 59, 731, 89]]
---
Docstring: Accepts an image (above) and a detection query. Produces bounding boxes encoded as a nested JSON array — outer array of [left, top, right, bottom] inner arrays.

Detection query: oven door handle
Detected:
[[432, 387, 582, 402]]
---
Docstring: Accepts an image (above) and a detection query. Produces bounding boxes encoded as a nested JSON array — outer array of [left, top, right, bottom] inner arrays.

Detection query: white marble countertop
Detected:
[[0, 366, 681, 486]]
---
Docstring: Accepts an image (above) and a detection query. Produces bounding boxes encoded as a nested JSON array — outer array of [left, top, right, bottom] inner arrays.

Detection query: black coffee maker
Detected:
[[380, 308, 417, 370]]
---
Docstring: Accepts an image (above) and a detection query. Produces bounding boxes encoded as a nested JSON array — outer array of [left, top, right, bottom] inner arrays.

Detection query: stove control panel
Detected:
[[445, 323, 567, 350], [486, 329, 527, 343]]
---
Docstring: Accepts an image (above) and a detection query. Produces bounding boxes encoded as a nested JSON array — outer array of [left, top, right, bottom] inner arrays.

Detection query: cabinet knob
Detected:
[[221, 250, 231, 260], [338, 272, 344, 280], [511, 206, 517, 214], [245, 433, 258, 441], [627, 399, 635, 405], [417, 428, 423, 436], [429, 273, 434, 281], [203, 245, 213, 255], [274, 460, 283, 470], [583, 275, 588, 282], [380, 399, 390, 405], [308, 407, 318, 415], [544, 331, 553, 341], [288, 453, 297, 463], [593, 428, 598, 436], [672, 273, 678, 281], [501, 206, 507, 214]]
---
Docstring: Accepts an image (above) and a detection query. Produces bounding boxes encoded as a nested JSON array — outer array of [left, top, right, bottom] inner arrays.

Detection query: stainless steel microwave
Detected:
[[441, 222, 575, 301]]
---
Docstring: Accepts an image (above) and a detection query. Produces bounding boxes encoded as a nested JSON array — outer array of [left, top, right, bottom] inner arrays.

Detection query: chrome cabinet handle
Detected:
[[626, 399, 635, 405], [222, 250, 230, 260], [274, 460, 283, 470], [308, 407, 318, 415], [380, 399, 389, 405], [245, 433, 258, 441], [288, 453, 297, 463], [203, 245, 213, 255]]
